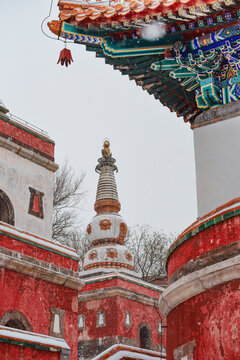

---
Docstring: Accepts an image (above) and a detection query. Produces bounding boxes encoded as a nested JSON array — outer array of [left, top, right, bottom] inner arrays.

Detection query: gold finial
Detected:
[[102, 140, 112, 158]]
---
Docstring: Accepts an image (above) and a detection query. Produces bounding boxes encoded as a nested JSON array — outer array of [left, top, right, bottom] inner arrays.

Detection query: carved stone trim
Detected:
[[0, 311, 32, 331], [49, 308, 65, 338], [0, 247, 82, 290], [84, 261, 134, 271], [173, 341, 196, 360], [169, 240, 240, 285], [79, 286, 157, 307], [159, 254, 240, 317], [94, 199, 121, 214], [0, 135, 58, 172]]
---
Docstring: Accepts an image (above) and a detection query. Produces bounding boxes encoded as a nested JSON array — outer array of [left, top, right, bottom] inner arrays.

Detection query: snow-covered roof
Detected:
[[169, 197, 240, 256], [0, 221, 79, 261], [93, 344, 165, 360], [0, 326, 70, 351]]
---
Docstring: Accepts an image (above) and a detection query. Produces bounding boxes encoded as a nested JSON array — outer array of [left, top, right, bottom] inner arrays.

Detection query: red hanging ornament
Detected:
[[57, 48, 73, 67]]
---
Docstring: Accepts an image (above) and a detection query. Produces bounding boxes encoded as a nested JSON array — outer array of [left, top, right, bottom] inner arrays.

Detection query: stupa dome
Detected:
[[87, 213, 127, 246]]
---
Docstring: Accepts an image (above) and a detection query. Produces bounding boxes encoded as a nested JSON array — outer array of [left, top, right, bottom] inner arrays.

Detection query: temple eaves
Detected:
[[48, 0, 240, 123]]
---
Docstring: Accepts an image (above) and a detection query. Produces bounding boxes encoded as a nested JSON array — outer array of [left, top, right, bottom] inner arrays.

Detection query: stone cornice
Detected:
[[79, 286, 158, 307], [159, 254, 240, 317], [0, 135, 58, 172], [82, 273, 163, 293], [191, 100, 240, 129], [0, 247, 83, 290]]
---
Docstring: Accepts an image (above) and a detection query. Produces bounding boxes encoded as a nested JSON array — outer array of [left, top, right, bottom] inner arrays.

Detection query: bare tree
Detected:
[[59, 230, 92, 270], [52, 161, 86, 241], [125, 224, 175, 281]]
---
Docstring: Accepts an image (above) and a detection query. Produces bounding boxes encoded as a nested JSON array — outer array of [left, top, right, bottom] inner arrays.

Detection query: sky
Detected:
[[0, 0, 197, 236]]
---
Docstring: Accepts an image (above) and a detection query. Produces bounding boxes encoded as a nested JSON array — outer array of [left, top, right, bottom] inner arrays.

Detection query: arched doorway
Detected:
[[139, 324, 152, 349], [0, 190, 14, 225], [0, 311, 32, 331], [5, 319, 26, 330]]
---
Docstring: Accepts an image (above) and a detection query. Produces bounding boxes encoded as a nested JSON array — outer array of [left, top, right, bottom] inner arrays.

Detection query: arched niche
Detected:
[[0, 311, 32, 331], [138, 323, 152, 350], [0, 190, 14, 225]]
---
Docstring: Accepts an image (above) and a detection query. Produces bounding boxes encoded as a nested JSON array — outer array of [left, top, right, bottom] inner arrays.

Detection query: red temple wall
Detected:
[[117, 296, 166, 346], [81, 277, 161, 299], [79, 297, 118, 340], [0, 117, 54, 158], [0, 269, 78, 360], [1, 235, 78, 271], [167, 216, 240, 278], [0, 343, 60, 360], [78, 294, 166, 347], [167, 279, 240, 360]]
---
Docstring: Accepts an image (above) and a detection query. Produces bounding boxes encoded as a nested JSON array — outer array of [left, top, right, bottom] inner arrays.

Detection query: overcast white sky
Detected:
[[1, 0, 197, 236]]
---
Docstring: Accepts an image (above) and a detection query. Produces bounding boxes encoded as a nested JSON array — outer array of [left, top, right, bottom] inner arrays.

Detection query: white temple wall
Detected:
[[0, 147, 54, 238], [193, 114, 240, 217]]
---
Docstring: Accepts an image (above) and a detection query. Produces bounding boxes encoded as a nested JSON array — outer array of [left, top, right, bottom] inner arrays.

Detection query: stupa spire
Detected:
[[94, 140, 121, 214], [82, 141, 137, 277]]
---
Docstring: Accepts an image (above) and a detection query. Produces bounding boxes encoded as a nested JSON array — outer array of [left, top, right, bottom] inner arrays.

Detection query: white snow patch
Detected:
[[141, 22, 166, 41]]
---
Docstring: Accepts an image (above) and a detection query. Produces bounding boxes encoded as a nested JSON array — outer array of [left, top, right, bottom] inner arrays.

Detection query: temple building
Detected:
[[0, 102, 166, 359], [78, 140, 166, 359], [2, 0, 240, 355], [48, 0, 240, 358], [0, 103, 82, 360]]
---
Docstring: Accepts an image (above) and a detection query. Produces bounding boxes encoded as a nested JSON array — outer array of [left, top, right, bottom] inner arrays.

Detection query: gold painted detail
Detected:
[[102, 140, 112, 158]]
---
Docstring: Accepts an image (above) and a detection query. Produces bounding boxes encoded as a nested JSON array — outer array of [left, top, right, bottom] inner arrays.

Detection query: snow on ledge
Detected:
[[81, 272, 164, 292], [93, 344, 165, 360], [0, 221, 79, 260], [0, 325, 70, 351]]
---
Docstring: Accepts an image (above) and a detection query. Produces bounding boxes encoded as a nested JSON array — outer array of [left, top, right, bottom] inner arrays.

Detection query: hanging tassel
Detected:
[[57, 48, 73, 67]]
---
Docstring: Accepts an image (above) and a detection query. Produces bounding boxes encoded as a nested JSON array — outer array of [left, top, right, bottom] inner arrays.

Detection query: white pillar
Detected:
[[193, 102, 240, 216]]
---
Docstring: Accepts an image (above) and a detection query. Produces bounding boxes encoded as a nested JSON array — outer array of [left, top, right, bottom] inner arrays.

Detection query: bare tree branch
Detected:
[[125, 224, 175, 281], [52, 161, 86, 241]]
